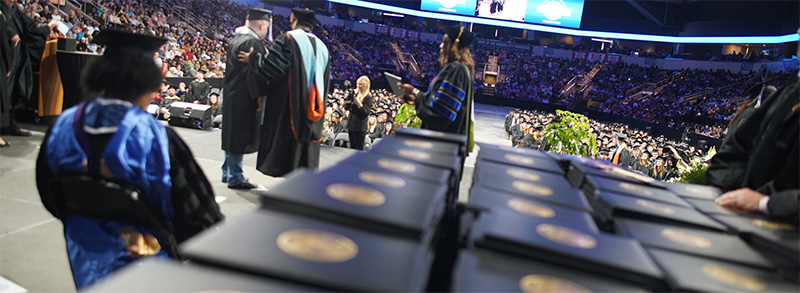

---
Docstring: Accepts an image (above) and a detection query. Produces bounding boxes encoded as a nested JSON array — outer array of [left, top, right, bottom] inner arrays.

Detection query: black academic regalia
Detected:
[[221, 31, 268, 154], [611, 147, 633, 168], [511, 125, 524, 146], [1, 2, 49, 127], [521, 133, 540, 149], [1, 7, 10, 126], [722, 104, 755, 145], [36, 127, 224, 243], [1, 2, 49, 107], [249, 30, 331, 177], [415, 61, 473, 137], [186, 79, 211, 104], [504, 115, 512, 134], [632, 160, 653, 177], [707, 80, 799, 223]]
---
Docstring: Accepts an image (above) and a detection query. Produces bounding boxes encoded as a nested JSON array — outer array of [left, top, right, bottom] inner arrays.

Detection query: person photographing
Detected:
[[345, 76, 374, 150]]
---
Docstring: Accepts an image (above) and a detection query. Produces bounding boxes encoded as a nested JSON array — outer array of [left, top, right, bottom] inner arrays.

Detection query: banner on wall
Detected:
[[605, 54, 622, 62], [588, 52, 606, 62], [572, 51, 588, 59], [390, 27, 407, 38], [406, 31, 420, 41], [376, 26, 390, 34]]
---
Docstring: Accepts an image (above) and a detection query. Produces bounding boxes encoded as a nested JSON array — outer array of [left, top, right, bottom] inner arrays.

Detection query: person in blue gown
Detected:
[[35, 30, 223, 290]]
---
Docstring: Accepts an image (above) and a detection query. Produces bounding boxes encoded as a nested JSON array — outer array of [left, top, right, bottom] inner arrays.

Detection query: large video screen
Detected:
[[420, 0, 585, 29], [523, 0, 585, 28], [475, 0, 528, 22], [419, 0, 477, 16]]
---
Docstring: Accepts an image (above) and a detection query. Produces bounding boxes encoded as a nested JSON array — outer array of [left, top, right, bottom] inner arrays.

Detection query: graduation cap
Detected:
[[291, 7, 318, 25], [534, 125, 544, 131], [445, 25, 475, 49], [247, 8, 272, 21], [615, 133, 628, 140], [93, 29, 166, 59]]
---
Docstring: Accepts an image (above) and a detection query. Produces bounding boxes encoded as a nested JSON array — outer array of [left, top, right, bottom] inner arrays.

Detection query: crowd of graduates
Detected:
[[504, 109, 708, 181]]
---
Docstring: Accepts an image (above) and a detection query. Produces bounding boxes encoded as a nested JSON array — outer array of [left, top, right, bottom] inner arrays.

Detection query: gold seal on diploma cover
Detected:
[[276, 229, 358, 263], [702, 264, 766, 291], [358, 171, 406, 188], [512, 180, 554, 196], [751, 219, 796, 231], [397, 149, 432, 160], [403, 140, 434, 149], [636, 199, 676, 214], [508, 199, 556, 218], [504, 154, 535, 165], [377, 159, 417, 173], [519, 275, 592, 293], [619, 182, 654, 196], [326, 184, 386, 206], [536, 223, 597, 249], [507, 168, 542, 182], [660, 229, 713, 248]]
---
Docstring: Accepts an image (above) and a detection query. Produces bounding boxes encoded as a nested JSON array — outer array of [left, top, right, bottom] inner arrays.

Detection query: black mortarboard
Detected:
[[535, 125, 544, 131], [93, 29, 166, 59], [291, 7, 318, 25], [247, 8, 272, 21], [616, 133, 628, 140], [445, 25, 475, 49]]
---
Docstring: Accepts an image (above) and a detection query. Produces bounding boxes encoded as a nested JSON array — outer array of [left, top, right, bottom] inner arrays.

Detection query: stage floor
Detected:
[[0, 103, 513, 292]]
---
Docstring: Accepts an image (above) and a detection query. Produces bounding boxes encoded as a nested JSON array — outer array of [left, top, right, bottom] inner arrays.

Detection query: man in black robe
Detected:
[[220, 8, 271, 189], [1, 5, 10, 146], [610, 133, 633, 168], [710, 74, 799, 224], [1, 2, 54, 137], [238, 8, 330, 177], [186, 72, 211, 104], [401, 25, 476, 153]]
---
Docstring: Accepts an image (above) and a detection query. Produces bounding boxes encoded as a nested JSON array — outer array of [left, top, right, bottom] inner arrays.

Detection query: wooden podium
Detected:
[[35, 38, 64, 117]]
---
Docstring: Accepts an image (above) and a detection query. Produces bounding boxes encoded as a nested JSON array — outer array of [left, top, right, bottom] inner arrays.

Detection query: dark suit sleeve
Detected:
[[165, 127, 224, 243], [766, 189, 799, 224], [352, 94, 372, 119]]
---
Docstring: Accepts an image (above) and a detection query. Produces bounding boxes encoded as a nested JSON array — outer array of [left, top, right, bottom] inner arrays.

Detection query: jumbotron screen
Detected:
[[420, 0, 586, 29]]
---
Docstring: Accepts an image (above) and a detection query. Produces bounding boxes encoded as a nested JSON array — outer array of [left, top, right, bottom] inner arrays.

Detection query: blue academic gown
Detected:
[[43, 98, 173, 289]]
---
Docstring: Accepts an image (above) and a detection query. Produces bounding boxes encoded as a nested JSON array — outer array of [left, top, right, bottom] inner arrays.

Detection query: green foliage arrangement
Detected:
[[676, 161, 708, 184], [541, 110, 597, 157]]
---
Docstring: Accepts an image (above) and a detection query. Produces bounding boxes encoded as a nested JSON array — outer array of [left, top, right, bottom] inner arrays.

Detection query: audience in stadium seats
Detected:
[[16, 0, 794, 141]]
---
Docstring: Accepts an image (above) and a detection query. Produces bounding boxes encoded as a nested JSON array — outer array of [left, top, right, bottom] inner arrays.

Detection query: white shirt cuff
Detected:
[[758, 196, 770, 215]]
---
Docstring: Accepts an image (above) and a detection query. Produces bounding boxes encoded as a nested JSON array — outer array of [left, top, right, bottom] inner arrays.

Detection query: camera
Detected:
[[342, 80, 355, 101]]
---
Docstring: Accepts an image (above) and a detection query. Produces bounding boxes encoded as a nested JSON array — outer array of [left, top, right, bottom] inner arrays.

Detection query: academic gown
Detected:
[[35, 99, 223, 289], [248, 29, 331, 177], [0, 7, 10, 126], [0, 2, 49, 107], [707, 79, 799, 223], [186, 79, 211, 104], [611, 147, 633, 168], [414, 62, 474, 148], [521, 133, 540, 149], [221, 30, 268, 154]]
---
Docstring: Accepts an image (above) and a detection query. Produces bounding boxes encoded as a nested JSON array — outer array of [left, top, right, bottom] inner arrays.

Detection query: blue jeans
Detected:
[[222, 152, 244, 186]]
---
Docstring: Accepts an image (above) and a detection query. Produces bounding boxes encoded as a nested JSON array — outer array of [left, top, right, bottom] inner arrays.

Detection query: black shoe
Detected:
[[228, 180, 258, 190], [0, 127, 31, 137]]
